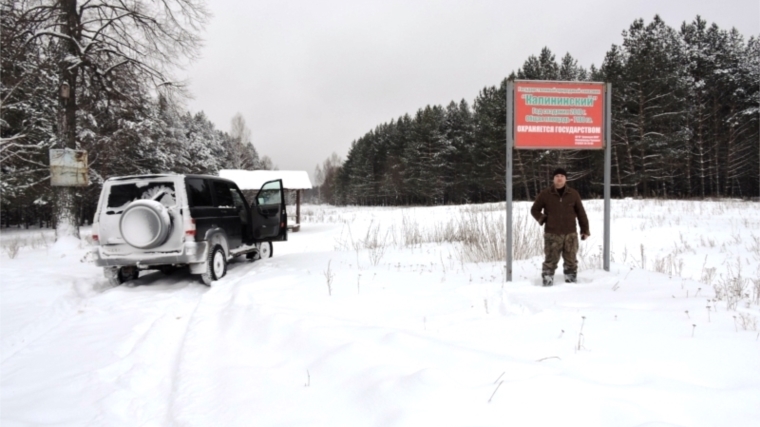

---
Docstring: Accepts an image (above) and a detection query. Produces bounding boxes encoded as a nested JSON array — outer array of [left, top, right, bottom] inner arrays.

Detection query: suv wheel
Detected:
[[201, 245, 227, 285], [255, 241, 272, 260], [106, 266, 139, 287]]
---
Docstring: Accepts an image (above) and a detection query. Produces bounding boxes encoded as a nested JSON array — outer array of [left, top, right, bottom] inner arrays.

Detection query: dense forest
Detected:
[[317, 16, 759, 205], [1, 6, 758, 230], [1, 0, 265, 228]]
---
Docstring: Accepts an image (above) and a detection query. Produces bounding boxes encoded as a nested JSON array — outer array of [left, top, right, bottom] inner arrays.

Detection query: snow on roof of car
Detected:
[[218, 170, 313, 190]]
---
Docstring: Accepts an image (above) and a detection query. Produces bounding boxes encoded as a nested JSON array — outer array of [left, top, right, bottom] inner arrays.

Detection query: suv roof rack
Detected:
[[106, 174, 235, 182], [107, 174, 180, 181]]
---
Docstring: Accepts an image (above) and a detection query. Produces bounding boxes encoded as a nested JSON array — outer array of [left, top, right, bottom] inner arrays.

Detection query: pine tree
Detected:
[[442, 100, 475, 203], [598, 45, 637, 197], [620, 16, 687, 197], [472, 81, 507, 201], [1, 1, 59, 226]]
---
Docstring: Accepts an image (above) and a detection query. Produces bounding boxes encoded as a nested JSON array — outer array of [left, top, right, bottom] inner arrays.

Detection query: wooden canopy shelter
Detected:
[[219, 169, 313, 232]]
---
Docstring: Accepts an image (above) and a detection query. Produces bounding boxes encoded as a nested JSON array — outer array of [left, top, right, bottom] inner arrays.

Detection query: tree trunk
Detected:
[[696, 101, 706, 198], [684, 114, 692, 197], [712, 98, 722, 197], [515, 149, 530, 200], [622, 132, 637, 197], [613, 144, 624, 198], [55, 0, 80, 240]]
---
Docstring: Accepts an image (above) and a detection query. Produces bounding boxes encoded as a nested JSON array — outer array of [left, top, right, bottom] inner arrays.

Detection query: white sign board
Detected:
[[50, 148, 88, 186]]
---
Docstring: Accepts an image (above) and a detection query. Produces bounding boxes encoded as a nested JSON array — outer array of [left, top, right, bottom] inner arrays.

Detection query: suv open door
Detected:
[[251, 179, 287, 242]]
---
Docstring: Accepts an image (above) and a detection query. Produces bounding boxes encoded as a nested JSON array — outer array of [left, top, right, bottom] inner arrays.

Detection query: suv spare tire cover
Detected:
[[119, 200, 172, 249]]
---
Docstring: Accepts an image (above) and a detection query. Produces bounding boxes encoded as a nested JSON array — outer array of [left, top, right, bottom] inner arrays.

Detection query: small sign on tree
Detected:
[[50, 148, 88, 186]]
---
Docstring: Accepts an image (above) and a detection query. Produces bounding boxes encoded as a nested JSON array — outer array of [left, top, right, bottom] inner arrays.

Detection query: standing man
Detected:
[[530, 168, 590, 286]]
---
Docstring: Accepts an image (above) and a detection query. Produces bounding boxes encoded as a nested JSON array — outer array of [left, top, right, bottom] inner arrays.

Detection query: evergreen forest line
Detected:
[[319, 16, 759, 205], [2, 12, 758, 229]]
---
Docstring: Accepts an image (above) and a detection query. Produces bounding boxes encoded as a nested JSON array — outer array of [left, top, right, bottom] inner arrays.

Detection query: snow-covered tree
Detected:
[[1, 1, 59, 226], [441, 100, 475, 203], [471, 80, 507, 201], [316, 152, 342, 205], [227, 113, 259, 170], [20, 0, 209, 239], [259, 155, 276, 171]]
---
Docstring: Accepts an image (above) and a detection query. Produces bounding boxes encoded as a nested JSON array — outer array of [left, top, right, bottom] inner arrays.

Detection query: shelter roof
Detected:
[[219, 169, 313, 190]]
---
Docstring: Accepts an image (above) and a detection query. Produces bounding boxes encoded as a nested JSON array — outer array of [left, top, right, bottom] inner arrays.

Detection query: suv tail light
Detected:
[[92, 222, 99, 244], [184, 217, 196, 242]]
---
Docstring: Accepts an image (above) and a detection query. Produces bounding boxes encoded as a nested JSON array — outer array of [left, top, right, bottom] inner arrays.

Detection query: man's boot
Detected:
[[542, 272, 554, 287], [564, 271, 577, 283]]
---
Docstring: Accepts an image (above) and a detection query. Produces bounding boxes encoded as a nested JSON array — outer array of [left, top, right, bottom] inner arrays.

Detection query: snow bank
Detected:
[[1, 200, 759, 426], [49, 235, 83, 257]]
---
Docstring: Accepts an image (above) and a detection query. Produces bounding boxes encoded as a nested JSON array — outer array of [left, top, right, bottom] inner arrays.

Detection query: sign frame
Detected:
[[513, 80, 607, 150]]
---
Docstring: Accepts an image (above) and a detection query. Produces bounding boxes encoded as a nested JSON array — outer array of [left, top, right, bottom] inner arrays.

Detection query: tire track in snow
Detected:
[[91, 279, 208, 426], [167, 259, 274, 426], [0, 276, 117, 364], [1, 269, 208, 426]]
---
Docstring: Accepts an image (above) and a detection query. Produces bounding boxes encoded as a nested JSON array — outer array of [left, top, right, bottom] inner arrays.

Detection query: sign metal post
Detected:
[[604, 83, 612, 271], [506, 81, 514, 282]]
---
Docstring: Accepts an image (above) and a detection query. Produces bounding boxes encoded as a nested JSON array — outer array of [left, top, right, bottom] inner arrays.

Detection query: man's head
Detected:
[[553, 168, 567, 189]]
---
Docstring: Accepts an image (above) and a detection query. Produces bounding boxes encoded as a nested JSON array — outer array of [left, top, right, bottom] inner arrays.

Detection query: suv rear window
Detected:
[[106, 182, 176, 213]]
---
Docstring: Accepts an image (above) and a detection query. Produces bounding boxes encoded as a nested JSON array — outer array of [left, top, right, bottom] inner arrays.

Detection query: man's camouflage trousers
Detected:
[[542, 232, 579, 279]]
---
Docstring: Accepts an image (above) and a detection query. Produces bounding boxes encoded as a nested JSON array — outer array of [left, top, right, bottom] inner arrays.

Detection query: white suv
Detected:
[[92, 174, 287, 285]]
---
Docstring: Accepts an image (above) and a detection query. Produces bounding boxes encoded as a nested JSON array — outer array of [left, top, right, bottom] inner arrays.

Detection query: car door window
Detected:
[[257, 181, 282, 206], [186, 178, 213, 207]]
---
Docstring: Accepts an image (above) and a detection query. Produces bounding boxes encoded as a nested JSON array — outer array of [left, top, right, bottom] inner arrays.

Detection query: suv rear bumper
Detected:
[[94, 241, 208, 268]]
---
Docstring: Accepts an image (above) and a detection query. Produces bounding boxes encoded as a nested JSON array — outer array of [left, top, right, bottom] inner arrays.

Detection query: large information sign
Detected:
[[514, 81, 605, 149]]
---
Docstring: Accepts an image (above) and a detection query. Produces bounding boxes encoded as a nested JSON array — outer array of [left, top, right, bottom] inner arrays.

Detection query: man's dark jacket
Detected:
[[530, 185, 590, 235]]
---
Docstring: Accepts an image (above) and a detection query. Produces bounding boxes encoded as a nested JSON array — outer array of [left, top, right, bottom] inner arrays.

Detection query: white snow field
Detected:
[[1, 199, 759, 427]]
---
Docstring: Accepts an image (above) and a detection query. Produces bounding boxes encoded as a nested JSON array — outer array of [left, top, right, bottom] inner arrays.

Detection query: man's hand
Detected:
[[538, 215, 547, 226], [581, 233, 590, 241]]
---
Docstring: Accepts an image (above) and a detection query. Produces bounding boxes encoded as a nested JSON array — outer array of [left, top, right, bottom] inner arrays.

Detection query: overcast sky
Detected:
[[183, 0, 759, 181]]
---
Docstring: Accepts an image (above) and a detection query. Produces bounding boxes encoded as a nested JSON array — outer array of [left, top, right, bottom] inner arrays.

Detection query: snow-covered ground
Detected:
[[1, 199, 759, 427]]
